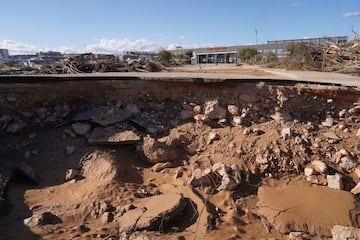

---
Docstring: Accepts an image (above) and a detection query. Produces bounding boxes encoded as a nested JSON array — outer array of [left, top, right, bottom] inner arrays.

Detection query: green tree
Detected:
[[238, 48, 258, 62], [175, 50, 193, 64], [263, 51, 278, 63], [158, 50, 172, 66]]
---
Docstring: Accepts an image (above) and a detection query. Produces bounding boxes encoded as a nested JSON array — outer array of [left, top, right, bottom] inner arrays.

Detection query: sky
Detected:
[[0, 0, 359, 55]]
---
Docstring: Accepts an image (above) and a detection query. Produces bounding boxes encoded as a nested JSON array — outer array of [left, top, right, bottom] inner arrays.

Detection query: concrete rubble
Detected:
[[189, 162, 241, 191], [331, 225, 360, 240], [117, 193, 187, 233], [0, 75, 360, 240]]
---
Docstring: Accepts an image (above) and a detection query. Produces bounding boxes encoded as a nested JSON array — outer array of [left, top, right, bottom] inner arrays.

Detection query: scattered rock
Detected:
[[189, 168, 217, 188], [6, 121, 26, 133], [281, 127, 291, 139], [304, 167, 314, 177], [193, 105, 202, 114], [24, 212, 62, 227], [137, 136, 179, 164], [227, 105, 239, 116], [65, 145, 76, 155], [332, 149, 358, 171], [327, 173, 343, 190], [65, 169, 78, 181], [356, 128, 360, 138], [338, 109, 347, 118], [322, 116, 334, 127], [311, 160, 327, 174], [323, 131, 340, 140], [189, 163, 241, 191], [151, 161, 172, 172], [354, 167, 360, 179], [339, 156, 358, 171], [203, 100, 226, 120], [305, 175, 327, 186], [207, 131, 220, 144], [331, 225, 360, 240], [288, 232, 306, 240], [231, 116, 242, 126], [351, 182, 360, 195], [100, 212, 114, 224], [270, 108, 291, 123], [174, 167, 185, 179], [71, 123, 91, 136]]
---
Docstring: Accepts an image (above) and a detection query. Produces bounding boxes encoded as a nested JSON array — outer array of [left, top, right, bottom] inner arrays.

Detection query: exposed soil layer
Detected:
[[0, 75, 360, 240]]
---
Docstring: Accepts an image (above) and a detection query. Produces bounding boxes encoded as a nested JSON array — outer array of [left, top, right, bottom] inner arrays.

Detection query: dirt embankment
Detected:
[[0, 77, 360, 240]]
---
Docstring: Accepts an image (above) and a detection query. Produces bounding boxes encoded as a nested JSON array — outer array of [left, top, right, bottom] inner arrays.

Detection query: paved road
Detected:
[[1, 65, 360, 88]]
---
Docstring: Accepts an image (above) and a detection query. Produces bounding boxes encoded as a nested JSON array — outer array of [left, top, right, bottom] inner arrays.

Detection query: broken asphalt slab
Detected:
[[88, 127, 141, 145]]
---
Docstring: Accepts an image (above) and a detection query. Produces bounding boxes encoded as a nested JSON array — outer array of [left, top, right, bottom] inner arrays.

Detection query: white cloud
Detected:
[[0, 39, 80, 55], [0, 40, 38, 55], [1, 38, 212, 55], [84, 38, 162, 53], [343, 11, 360, 18]]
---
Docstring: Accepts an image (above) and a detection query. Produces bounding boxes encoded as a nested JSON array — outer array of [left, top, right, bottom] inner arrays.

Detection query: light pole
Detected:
[[255, 29, 258, 46]]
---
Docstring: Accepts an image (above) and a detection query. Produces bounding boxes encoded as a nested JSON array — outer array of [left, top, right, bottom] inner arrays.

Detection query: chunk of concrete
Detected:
[[331, 225, 360, 240], [118, 193, 187, 232], [204, 100, 226, 120], [256, 185, 356, 236], [327, 173, 343, 190], [311, 160, 327, 174], [89, 127, 141, 145], [92, 107, 133, 126]]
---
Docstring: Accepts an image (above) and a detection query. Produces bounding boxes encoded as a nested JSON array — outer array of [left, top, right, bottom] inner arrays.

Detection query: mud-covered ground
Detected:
[[0, 70, 360, 240]]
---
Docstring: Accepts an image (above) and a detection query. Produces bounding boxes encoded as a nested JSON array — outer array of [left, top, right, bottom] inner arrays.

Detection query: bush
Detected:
[[158, 50, 172, 66], [238, 48, 258, 62]]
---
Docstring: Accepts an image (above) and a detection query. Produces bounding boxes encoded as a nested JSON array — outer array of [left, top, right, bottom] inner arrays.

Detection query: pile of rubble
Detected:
[[322, 38, 360, 76], [1, 81, 360, 239]]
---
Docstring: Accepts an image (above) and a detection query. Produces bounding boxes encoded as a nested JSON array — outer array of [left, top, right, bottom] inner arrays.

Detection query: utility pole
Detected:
[[255, 29, 258, 46]]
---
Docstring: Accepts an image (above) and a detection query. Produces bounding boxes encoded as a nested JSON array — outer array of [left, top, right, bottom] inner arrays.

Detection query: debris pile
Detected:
[[1, 80, 360, 239], [322, 38, 360, 75]]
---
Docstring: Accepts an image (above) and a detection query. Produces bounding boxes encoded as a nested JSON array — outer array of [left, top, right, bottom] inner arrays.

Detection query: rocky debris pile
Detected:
[[189, 162, 241, 191], [331, 225, 360, 240], [322, 38, 360, 76], [1, 83, 360, 239], [126, 56, 168, 72]]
